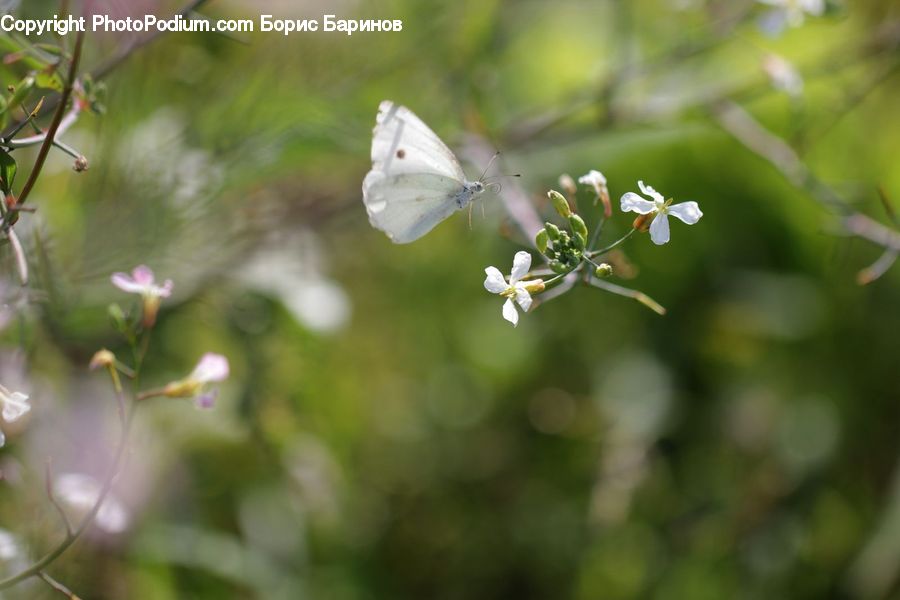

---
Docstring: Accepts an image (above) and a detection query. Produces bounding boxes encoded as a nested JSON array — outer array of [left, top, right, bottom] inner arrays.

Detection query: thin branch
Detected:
[[842, 214, 900, 253], [7, 102, 82, 148], [38, 571, 81, 599], [0, 403, 137, 589], [13, 31, 84, 213], [857, 249, 898, 285], [588, 278, 667, 315], [44, 459, 73, 538]]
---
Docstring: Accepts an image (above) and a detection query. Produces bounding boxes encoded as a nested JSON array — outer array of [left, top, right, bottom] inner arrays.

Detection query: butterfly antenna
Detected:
[[478, 151, 501, 182]]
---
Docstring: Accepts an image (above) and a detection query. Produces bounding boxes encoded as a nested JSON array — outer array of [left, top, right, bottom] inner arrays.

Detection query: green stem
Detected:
[[588, 228, 636, 258]]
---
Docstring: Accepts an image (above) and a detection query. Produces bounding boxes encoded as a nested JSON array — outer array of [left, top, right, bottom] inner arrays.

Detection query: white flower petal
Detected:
[[1, 391, 29, 422], [514, 286, 533, 312], [667, 201, 703, 225], [578, 170, 606, 187], [638, 181, 665, 203], [483, 267, 508, 294], [649, 213, 670, 245], [502, 298, 519, 326], [620, 193, 657, 215], [509, 251, 532, 284]]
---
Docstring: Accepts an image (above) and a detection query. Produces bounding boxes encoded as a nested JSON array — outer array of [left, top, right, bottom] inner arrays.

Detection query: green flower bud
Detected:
[[549, 259, 569, 274], [573, 232, 586, 252], [535, 229, 549, 254], [569, 214, 589, 239], [108, 303, 126, 331], [548, 190, 572, 218], [545, 222, 561, 241], [594, 263, 613, 278]]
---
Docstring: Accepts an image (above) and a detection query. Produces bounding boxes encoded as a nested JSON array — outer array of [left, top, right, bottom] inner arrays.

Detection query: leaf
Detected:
[[0, 150, 17, 196], [35, 70, 64, 93]]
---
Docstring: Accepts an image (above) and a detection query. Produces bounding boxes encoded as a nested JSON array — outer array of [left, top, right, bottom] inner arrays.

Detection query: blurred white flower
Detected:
[[0, 384, 29, 448], [239, 232, 351, 334], [163, 353, 230, 409], [0, 528, 22, 561], [763, 54, 804, 97], [757, 0, 824, 34], [54, 473, 130, 534], [620, 181, 703, 245], [483, 252, 544, 327], [578, 169, 612, 217]]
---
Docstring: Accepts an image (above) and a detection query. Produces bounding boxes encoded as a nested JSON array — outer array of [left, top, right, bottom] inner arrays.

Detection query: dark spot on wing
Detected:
[[415, 196, 425, 202], [396, 149, 406, 159]]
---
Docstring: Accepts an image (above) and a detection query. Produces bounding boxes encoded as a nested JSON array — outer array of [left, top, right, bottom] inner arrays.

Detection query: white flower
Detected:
[[620, 181, 703, 245], [0, 384, 29, 447], [578, 169, 612, 217], [763, 54, 803, 97], [0, 385, 29, 423], [757, 0, 824, 33], [54, 473, 130, 534], [483, 251, 544, 327], [0, 528, 22, 562], [578, 170, 607, 194]]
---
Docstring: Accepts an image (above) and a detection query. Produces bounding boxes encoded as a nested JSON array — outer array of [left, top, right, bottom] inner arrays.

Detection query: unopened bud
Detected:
[[558, 174, 577, 197], [89, 349, 115, 370], [523, 280, 545, 294], [548, 190, 572, 218], [535, 229, 549, 254], [108, 303, 126, 330], [633, 213, 653, 232], [569, 214, 589, 239], [73, 155, 89, 172], [573, 232, 586, 252], [594, 263, 613, 278], [549, 259, 568, 274], [545, 222, 561, 241]]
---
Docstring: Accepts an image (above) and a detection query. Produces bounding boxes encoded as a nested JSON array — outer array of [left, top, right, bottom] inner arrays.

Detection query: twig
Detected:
[[6, 102, 82, 148], [44, 459, 73, 538], [13, 31, 84, 213], [0, 403, 137, 589], [842, 214, 900, 253], [38, 571, 81, 599], [588, 278, 667, 315], [857, 249, 898, 285]]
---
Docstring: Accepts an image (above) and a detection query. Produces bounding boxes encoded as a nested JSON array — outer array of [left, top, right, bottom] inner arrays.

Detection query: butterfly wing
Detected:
[[369, 100, 466, 180], [363, 100, 468, 243], [363, 171, 466, 244]]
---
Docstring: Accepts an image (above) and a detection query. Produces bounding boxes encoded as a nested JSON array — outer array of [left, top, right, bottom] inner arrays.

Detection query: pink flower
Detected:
[[111, 265, 173, 327], [163, 353, 230, 409], [111, 265, 173, 299]]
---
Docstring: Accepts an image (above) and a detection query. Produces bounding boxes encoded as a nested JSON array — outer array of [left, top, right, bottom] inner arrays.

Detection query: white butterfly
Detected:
[[362, 100, 486, 244]]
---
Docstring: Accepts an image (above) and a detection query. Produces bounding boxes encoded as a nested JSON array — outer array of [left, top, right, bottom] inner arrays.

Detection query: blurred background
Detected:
[[1, 0, 899, 598]]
